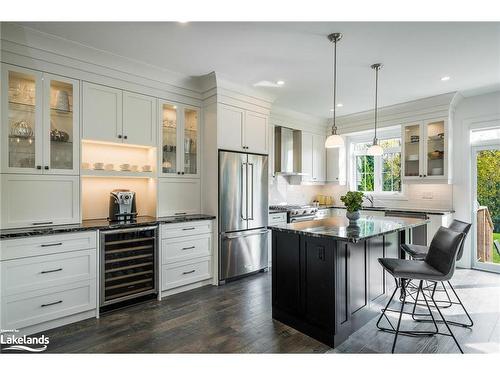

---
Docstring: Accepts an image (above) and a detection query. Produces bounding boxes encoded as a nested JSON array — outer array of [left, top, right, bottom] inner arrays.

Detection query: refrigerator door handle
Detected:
[[248, 163, 254, 220], [223, 229, 268, 239], [241, 162, 247, 220]]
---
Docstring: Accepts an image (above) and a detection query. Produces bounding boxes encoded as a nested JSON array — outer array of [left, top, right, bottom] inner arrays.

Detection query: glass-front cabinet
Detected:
[[1, 64, 79, 175], [160, 100, 200, 177], [402, 118, 447, 182]]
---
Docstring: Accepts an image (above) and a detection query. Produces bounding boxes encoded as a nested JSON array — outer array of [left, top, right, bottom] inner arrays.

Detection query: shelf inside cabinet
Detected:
[[81, 169, 155, 178]]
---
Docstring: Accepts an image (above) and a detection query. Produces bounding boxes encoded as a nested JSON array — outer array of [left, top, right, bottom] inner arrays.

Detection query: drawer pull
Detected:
[[182, 270, 196, 275], [41, 300, 63, 308], [181, 246, 196, 251], [182, 227, 196, 231], [41, 268, 63, 274], [40, 242, 63, 247], [174, 212, 187, 216], [33, 221, 53, 226]]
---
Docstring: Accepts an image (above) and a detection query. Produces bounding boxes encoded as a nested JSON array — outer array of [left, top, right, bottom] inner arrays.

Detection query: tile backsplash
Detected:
[[269, 176, 453, 210]]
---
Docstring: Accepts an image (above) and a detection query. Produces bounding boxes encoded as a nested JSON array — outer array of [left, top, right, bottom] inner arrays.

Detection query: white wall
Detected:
[[452, 90, 500, 268]]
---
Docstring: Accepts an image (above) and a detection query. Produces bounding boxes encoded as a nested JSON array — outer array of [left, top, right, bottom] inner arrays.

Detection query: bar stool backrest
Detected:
[[424, 226, 464, 280], [448, 219, 472, 261]]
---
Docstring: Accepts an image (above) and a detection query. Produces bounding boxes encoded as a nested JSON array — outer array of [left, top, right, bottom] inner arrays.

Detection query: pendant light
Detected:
[[367, 63, 384, 156], [325, 33, 344, 148]]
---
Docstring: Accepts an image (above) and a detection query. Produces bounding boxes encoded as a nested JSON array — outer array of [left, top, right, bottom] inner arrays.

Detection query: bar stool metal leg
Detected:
[[391, 280, 407, 353]]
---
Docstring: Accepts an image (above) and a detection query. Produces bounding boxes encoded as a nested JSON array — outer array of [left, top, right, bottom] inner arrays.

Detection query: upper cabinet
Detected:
[[218, 104, 268, 154], [160, 101, 200, 178], [402, 118, 448, 182], [326, 146, 346, 184], [301, 132, 326, 182], [82, 82, 156, 147], [1, 64, 79, 175]]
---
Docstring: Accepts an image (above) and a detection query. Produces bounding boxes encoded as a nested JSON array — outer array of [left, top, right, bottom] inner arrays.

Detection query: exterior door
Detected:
[[246, 153, 268, 230], [472, 143, 500, 273], [219, 151, 248, 233]]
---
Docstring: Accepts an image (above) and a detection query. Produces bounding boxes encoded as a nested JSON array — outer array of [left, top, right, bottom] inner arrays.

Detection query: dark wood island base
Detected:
[[270, 216, 427, 348]]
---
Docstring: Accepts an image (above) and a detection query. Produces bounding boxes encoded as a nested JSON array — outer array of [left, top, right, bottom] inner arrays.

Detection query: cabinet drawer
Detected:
[[162, 258, 211, 290], [1, 279, 96, 330], [269, 212, 287, 224], [0, 232, 97, 261], [2, 249, 96, 296], [161, 220, 212, 239], [162, 234, 211, 264]]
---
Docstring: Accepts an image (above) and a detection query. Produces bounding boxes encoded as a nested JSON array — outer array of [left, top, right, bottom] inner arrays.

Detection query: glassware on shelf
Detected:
[[404, 124, 420, 177], [49, 80, 74, 170], [162, 104, 178, 173], [426, 120, 445, 177]]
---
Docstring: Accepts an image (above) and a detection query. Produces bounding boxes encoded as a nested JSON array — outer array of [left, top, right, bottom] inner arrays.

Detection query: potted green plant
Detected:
[[340, 191, 364, 222]]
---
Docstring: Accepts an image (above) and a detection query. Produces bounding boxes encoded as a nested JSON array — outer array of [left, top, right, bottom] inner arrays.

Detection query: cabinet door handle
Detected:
[[424, 175, 427, 177], [44, 166, 49, 170], [181, 246, 195, 251], [118, 134, 122, 139], [174, 212, 187, 216], [419, 175, 423, 177], [33, 221, 53, 226], [41, 242, 62, 247], [123, 135, 128, 140], [181, 172, 185, 175], [177, 171, 180, 175], [41, 300, 63, 308], [36, 165, 42, 170], [41, 268, 63, 274], [182, 270, 195, 275], [182, 227, 196, 231]]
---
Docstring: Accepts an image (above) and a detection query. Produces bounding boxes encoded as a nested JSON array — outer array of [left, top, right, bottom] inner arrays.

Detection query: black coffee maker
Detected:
[[109, 189, 137, 222]]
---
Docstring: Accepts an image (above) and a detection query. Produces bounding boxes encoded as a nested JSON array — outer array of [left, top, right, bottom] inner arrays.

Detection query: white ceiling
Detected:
[[18, 22, 500, 118]]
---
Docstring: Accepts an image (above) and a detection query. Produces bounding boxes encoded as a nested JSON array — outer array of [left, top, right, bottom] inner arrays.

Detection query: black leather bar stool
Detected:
[[377, 226, 465, 353], [401, 219, 473, 328]]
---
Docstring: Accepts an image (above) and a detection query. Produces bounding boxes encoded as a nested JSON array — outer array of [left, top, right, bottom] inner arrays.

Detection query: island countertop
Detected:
[[268, 214, 429, 242]]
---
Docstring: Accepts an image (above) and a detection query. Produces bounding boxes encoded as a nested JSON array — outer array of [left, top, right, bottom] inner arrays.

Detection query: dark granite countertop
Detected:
[[316, 205, 454, 215], [0, 214, 216, 239], [269, 215, 429, 243]]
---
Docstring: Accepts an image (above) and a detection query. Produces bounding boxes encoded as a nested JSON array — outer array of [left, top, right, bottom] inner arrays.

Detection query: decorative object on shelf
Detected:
[[340, 191, 364, 223], [93, 162, 104, 170], [367, 63, 384, 156], [428, 150, 444, 160], [142, 165, 152, 172], [431, 167, 443, 175], [325, 32, 344, 148], [410, 135, 420, 143], [105, 163, 114, 171], [10, 120, 33, 138], [81, 162, 91, 170], [119, 163, 131, 171], [50, 128, 70, 142], [55, 90, 70, 112], [131, 165, 139, 172]]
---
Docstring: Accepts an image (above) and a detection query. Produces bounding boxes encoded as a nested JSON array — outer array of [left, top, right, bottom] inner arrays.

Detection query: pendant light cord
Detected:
[[332, 38, 337, 133], [374, 65, 378, 141]]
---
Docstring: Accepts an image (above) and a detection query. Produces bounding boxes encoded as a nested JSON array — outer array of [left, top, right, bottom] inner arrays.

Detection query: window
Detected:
[[351, 137, 402, 194]]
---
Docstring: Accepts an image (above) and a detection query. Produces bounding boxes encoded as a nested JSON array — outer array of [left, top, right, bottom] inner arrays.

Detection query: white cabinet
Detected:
[[218, 104, 268, 154], [0, 231, 97, 334], [82, 82, 156, 146], [157, 178, 201, 217], [123, 91, 157, 146], [268, 212, 287, 267], [159, 101, 200, 177], [326, 146, 346, 184], [160, 220, 213, 295], [1, 174, 80, 229], [301, 132, 326, 182], [1, 64, 80, 175], [402, 118, 449, 183]]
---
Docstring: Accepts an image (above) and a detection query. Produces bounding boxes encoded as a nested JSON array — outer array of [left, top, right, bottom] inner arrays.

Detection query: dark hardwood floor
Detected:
[[38, 269, 500, 353]]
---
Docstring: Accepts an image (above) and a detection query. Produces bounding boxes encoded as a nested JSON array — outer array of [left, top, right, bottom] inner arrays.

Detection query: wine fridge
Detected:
[[99, 226, 158, 308]]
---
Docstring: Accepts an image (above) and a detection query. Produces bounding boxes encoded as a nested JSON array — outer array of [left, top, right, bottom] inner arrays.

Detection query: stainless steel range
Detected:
[[269, 204, 319, 223]]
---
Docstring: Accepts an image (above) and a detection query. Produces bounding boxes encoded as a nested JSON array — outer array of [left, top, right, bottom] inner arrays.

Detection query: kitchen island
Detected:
[[268, 215, 428, 348]]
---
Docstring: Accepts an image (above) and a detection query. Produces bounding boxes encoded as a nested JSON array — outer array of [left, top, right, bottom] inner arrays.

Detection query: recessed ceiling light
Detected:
[[276, 80, 285, 85], [441, 76, 450, 81], [336, 103, 343, 107], [178, 21, 189, 24]]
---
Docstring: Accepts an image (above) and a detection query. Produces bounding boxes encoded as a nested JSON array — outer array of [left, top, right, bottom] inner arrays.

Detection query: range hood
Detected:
[[274, 126, 307, 177]]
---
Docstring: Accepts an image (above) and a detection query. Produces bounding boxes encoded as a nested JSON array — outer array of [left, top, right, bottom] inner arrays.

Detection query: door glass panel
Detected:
[[404, 124, 420, 177], [49, 80, 74, 170], [184, 108, 198, 175], [474, 147, 500, 269], [426, 120, 445, 177], [162, 104, 177, 174], [7, 71, 37, 169]]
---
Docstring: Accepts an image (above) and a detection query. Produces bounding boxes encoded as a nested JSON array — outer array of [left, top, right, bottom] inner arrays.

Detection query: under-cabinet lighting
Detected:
[[441, 76, 451, 81]]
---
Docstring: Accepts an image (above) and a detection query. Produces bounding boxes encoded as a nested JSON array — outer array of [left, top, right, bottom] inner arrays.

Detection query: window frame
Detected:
[[348, 128, 405, 198]]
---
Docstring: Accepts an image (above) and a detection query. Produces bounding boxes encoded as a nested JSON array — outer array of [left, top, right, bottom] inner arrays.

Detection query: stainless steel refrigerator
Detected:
[[219, 150, 268, 282]]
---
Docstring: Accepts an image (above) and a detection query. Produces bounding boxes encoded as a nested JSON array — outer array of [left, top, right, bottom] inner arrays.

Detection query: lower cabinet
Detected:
[[157, 178, 201, 217], [267, 212, 287, 266], [160, 220, 213, 296], [1, 174, 80, 229], [0, 231, 98, 335]]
